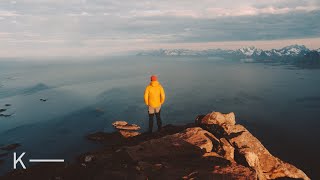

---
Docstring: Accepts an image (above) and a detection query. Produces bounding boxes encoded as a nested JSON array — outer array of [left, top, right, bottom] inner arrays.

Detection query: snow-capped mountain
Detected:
[[238, 46, 258, 56], [254, 45, 310, 58], [275, 45, 308, 56], [137, 45, 316, 58], [137, 45, 320, 66]]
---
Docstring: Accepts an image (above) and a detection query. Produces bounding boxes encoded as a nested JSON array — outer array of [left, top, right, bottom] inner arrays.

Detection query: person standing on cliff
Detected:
[[144, 75, 166, 133]]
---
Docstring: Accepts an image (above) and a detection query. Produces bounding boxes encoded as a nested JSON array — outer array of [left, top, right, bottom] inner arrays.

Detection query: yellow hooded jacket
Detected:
[[144, 81, 165, 108]]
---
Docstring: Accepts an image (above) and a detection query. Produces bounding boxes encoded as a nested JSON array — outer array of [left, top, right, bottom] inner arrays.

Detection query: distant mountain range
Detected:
[[137, 45, 320, 67]]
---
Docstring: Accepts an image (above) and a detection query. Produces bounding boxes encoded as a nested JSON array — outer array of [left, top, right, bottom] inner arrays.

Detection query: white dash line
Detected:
[[29, 159, 64, 163]]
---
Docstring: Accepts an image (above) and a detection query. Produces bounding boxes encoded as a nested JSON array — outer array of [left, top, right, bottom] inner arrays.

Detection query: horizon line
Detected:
[[0, 37, 319, 59]]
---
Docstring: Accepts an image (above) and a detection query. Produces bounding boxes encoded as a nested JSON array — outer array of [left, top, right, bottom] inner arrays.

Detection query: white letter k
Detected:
[[13, 152, 26, 169]]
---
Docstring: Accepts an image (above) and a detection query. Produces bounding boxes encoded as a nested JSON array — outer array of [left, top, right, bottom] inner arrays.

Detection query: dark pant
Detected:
[[149, 111, 162, 133]]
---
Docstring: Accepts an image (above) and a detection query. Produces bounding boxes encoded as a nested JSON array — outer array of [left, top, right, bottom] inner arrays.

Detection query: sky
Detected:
[[0, 0, 320, 57]]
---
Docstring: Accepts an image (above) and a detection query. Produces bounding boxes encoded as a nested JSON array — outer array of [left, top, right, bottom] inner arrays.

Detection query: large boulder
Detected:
[[198, 111, 310, 180], [201, 112, 236, 126], [228, 128, 310, 180]]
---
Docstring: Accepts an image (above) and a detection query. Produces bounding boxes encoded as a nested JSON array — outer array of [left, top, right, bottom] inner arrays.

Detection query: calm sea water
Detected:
[[0, 56, 319, 178]]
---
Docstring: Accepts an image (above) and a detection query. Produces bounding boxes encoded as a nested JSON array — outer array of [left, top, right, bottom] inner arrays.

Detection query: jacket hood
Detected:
[[150, 81, 160, 87]]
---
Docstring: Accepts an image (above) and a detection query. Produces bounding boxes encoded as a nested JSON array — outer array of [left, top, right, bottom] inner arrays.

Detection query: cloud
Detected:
[[205, 6, 317, 17], [0, 10, 20, 17], [67, 11, 92, 16], [130, 5, 320, 18], [0, 0, 319, 57]]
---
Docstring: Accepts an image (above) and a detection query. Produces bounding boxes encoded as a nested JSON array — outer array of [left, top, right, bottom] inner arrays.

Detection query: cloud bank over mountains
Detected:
[[0, 0, 319, 57]]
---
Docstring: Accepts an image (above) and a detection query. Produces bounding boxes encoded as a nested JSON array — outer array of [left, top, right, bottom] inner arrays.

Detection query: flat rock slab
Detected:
[[112, 121, 140, 131], [112, 121, 128, 126], [119, 130, 140, 138]]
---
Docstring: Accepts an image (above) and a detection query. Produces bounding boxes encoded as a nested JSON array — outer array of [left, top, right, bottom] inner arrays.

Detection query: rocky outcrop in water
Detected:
[[0, 104, 14, 118], [1, 112, 310, 180], [0, 143, 21, 164], [197, 112, 310, 180], [122, 111, 309, 179], [112, 121, 141, 138], [0, 143, 21, 151]]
